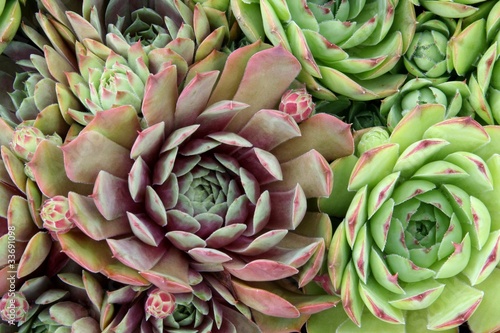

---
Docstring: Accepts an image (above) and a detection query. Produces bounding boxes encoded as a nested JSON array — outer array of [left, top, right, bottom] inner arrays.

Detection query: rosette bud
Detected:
[[10, 126, 45, 161], [40, 196, 74, 234], [0, 292, 29, 323], [279, 88, 315, 122], [10, 125, 63, 161], [356, 127, 390, 155], [144, 288, 176, 320]]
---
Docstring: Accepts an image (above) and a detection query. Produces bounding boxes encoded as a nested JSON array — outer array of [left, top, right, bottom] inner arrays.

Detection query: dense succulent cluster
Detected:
[[232, 0, 416, 101], [2, 0, 500, 332]]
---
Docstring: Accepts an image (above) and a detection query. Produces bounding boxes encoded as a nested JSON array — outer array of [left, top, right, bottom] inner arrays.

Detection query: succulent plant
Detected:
[[0, 1, 352, 331], [0, 266, 144, 333], [0, 0, 249, 291], [10, 124, 62, 161], [0, 0, 245, 127], [0, 42, 68, 129], [0, 291, 28, 324], [231, 0, 416, 101], [403, 11, 485, 82], [381, 77, 471, 131], [144, 287, 176, 320], [40, 196, 74, 234], [311, 104, 500, 332], [403, 14, 453, 81], [0, 0, 21, 54], [20, 43, 352, 331]]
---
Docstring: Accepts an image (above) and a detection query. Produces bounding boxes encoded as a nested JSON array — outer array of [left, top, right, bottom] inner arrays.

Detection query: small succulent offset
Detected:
[[403, 11, 485, 82], [381, 77, 471, 131], [0, 292, 28, 324], [311, 104, 500, 332], [144, 288, 176, 320]]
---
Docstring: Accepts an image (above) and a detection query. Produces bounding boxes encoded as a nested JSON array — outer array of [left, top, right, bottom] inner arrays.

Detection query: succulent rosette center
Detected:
[[118, 8, 168, 47], [120, 119, 284, 265], [381, 78, 471, 131], [406, 206, 436, 243], [408, 30, 447, 73]]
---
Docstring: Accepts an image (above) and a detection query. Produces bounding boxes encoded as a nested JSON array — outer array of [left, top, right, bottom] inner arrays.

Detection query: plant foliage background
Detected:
[[1, 0, 500, 332]]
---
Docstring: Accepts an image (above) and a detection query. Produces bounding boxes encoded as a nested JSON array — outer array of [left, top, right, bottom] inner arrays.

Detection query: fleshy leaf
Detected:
[[344, 186, 368, 248], [231, 279, 300, 318], [62, 131, 133, 183], [389, 279, 445, 310], [328, 221, 351, 293], [427, 276, 483, 330], [358, 278, 405, 324], [225, 45, 301, 132], [17, 232, 51, 278], [467, 268, 500, 333], [349, 143, 399, 191], [28, 140, 93, 197]]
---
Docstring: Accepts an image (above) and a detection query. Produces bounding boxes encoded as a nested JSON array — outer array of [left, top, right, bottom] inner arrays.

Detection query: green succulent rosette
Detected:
[[231, 0, 417, 101], [0, 40, 73, 130], [403, 11, 485, 83], [311, 104, 500, 332], [381, 77, 471, 131]]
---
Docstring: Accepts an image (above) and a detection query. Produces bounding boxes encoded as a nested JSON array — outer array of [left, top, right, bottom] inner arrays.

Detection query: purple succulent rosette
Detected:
[[19, 43, 353, 331]]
